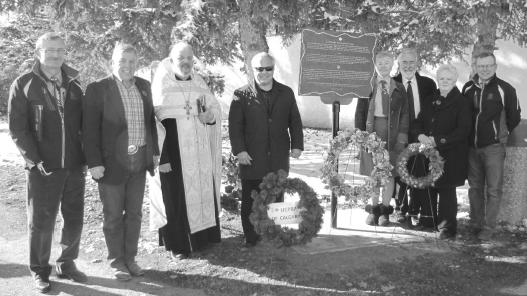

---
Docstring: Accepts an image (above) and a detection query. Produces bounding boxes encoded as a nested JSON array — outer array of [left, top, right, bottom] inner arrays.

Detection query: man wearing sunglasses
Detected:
[[8, 32, 86, 293], [228, 52, 304, 248]]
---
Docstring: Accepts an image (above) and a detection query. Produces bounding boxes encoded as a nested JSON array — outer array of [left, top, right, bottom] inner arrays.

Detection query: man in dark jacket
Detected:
[[8, 32, 87, 293], [228, 52, 304, 247], [393, 48, 437, 227], [462, 52, 521, 241], [83, 43, 159, 280]]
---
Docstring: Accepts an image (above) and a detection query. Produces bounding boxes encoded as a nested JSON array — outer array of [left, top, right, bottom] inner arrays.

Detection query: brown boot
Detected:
[[378, 205, 394, 226]]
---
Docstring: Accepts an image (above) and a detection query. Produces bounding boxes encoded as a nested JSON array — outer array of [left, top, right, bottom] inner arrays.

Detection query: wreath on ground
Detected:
[[249, 170, 324, 247], [396, 143, 445, 189], [321, 128, 393, 204]]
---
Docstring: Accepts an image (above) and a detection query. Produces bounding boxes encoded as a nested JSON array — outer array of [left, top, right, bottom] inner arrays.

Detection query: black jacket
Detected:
[[229, 80, 304, 180], [394, 73, 437, 142], [412, 87, 472, 187], [8, 61, 85, 170], [83, 75, 159, 184], [462, 74, 521, 148]]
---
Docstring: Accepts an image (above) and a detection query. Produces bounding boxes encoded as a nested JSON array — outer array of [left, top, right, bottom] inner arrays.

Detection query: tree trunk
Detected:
[[238, 0, 269, 83], [469, 5, 500, 77]]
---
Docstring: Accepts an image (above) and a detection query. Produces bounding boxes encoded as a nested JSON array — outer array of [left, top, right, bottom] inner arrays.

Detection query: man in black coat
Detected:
[[83, 43, 159, 281], [228, 52, 304, 247], [394, 48, 437, 227]]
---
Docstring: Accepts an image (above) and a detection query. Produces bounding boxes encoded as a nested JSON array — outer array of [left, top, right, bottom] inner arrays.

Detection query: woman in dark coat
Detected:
[[412, 64, 472, 239]]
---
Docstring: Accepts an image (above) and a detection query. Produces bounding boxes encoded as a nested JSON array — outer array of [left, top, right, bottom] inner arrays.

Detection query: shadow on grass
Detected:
[[0, 263, 30, 278], [166, 231, 527, 296]]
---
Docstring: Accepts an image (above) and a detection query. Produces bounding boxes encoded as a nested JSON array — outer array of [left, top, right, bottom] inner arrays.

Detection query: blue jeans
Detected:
[[27, 167, 85, 278], [98, 147, 147, 266], [468, 144, 506, 228]]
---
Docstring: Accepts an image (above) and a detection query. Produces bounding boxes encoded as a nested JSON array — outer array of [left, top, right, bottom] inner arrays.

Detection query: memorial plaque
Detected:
[[298, 29, 376, 101], [267, 202, 302, 225]]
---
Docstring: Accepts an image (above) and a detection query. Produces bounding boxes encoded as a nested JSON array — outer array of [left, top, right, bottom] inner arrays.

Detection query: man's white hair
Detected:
[[170, 42, 193, 57], [397, 47, 418, 61]]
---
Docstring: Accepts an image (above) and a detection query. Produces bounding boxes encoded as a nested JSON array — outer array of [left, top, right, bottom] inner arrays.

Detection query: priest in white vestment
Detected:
[[150, 42, 222, 259]]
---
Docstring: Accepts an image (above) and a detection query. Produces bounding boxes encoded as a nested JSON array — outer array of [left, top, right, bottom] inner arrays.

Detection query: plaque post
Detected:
[[331, 100, 340, 228], [298, 29, 377, 229]]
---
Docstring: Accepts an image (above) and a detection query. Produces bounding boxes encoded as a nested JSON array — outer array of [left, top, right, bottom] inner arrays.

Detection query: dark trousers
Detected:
[[399, 154, 430, 219], [418, 188, 438, 228], [241, 179, 262, 244], [241, 179, 285, 244], [394, 177, 408, 211], [468, 144, 505, 229], [99, 148, 146, 266], [435, 187, 457, 235], [27, 167, 85, 278]]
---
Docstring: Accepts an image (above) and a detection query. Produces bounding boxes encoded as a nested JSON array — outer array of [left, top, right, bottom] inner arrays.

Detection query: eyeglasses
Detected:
[[400, 61, 416, 66], [40, 48, 66, 54], [476, 64, 496, 70], [254, 66, 274, 72]]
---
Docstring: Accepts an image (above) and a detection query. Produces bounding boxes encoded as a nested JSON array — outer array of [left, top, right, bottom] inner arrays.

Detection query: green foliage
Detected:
[[0, 16, 43, 113], [2, 0, 526, 111], [221, 151, 241, 213]]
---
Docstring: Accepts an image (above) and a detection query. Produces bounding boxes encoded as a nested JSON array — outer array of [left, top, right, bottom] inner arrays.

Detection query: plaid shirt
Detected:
[[115, 77, 145, 146]]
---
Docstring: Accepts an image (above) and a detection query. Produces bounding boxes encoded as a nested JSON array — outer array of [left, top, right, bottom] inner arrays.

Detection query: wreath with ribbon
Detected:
[[321, 129, 393, 204], [396, 143, 445, 188], [249, 170, 324, 247]]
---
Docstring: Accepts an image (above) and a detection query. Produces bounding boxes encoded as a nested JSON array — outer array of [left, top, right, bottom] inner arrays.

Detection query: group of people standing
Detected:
[[7, 31, 522, 294], [355, 48, 521, 241], [8, 32, 304, 294]]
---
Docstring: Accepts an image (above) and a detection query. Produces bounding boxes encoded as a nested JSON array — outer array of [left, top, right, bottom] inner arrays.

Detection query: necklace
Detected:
[[175, 75, 193, 120]]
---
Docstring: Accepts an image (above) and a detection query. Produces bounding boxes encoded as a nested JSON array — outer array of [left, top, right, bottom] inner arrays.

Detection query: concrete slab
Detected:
[[293, 208, 451, 255]]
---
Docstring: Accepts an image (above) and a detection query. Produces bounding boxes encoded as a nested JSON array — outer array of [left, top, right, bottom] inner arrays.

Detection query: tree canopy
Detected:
[[1, 0, 526, 112]]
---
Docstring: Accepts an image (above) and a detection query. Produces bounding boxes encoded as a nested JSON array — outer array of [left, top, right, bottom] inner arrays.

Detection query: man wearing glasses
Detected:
[[462, 52, 521, 241], [228, 52, 304, 248], [8, 32, 86, 293]]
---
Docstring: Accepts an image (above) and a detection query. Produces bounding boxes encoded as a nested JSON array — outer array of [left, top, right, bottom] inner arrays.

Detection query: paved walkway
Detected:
[[0, 200, 207, 296]]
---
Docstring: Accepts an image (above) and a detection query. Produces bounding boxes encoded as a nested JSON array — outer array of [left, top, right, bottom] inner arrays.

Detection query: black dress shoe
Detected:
[[34, 275, 51, 293], [439, 230, 456, 240], [56, 264, 88, 283], [171, 252, 189, 260], [244, 241, 257, 248]]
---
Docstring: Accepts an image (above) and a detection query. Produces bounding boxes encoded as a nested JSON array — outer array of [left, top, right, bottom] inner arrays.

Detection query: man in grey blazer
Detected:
[[83, 43, 159, 281]]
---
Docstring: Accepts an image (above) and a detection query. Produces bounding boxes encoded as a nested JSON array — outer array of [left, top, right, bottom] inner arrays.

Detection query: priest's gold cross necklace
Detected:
[[176, 77, 193, 120]]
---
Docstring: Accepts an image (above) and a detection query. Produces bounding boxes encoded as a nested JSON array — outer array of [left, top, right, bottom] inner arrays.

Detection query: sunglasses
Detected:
[[254, 66, 274, 72]]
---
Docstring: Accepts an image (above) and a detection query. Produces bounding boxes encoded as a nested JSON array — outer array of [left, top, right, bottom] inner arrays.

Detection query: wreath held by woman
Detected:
[[396, 143, 444, 188]]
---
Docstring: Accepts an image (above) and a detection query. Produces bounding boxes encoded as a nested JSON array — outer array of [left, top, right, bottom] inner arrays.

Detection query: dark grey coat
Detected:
[[228, 80, 304, 180], [411, 87, 472, 187]]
